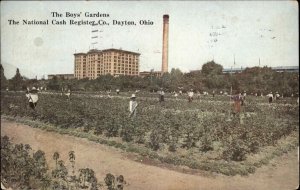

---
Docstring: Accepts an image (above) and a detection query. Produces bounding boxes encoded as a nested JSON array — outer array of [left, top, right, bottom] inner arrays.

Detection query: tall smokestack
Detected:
[[162, 14, 169, 74]]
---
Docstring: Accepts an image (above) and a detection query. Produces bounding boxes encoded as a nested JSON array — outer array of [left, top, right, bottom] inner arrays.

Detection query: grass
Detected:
[[2, 114, 298, 176]]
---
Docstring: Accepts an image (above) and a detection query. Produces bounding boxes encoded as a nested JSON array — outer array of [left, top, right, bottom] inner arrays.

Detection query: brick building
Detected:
[[74, 48, 140, 79]]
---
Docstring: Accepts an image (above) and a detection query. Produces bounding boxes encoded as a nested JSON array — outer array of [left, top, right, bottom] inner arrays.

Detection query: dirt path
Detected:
[[1, 120, 299, 190]]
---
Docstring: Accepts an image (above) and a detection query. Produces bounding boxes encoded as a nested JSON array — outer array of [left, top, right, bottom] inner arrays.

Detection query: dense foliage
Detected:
[[2, 92, 298, 166], [1, 63, 298, 97], [1, 64, 7, 89], [1, 136, 126, 190]]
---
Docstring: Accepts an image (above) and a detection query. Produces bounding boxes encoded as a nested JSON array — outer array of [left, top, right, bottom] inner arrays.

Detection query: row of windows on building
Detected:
[[75, 60, 138, 64], [75, 69, 139, 73], [74, 64, 138, 70], [76, 70, 138, 76]]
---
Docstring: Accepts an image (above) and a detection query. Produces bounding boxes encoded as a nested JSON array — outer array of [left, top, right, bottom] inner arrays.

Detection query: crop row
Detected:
[[1, 92, 299, 162]]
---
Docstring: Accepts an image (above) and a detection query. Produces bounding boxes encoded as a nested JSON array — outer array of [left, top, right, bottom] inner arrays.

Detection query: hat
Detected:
[[30, 87, 38, 93], [131, 94, 136, 98]]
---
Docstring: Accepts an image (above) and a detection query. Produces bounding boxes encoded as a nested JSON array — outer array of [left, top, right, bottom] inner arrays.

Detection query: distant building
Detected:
[[48, 74, 74, 80], [189, 70, 201, 74], [271, 66, 299, 73], [74, 48, 140, 79], [191, 66, 299, 74], [222, 67, 246, 74], [223, 66, 299, 73], [139, 71, 162, 78]]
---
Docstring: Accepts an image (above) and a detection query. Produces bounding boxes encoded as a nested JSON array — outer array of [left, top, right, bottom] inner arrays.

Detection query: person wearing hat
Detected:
[[242, 91, 246, 104], [275, 92, 280, 100], [230, 91, 242, 116], [266, 92, 273, 103], [159, 88, 165, 102], [174, 92, 178, 100], [129, 94, 138, 117], [28, 87, 39, 109], [188, 89, 194, 102], [65, 89, 71, 100]]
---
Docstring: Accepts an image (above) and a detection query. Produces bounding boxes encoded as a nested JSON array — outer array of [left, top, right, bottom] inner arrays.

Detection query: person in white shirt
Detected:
[[267, 92, 273, 103], [159, 89, 165, 102], [174, 92, 178, 100], [65, 89, 71, 100], [28, 87, 39, 109], [275, 92, 280, 100], [129, 94, 138, 118], [188, 89, 194, 102]]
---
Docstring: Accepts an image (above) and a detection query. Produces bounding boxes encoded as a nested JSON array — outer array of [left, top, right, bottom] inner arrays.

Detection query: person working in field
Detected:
[[159, 89, 165, 102], [65, 89, 71, 100], [230, 92, 242, 116], [174, 92, 178, 100], [129, 94, 138, 118], [275, 92, 280, 100], [266, 92, 273, 103], [27, 87, 39, 110], [241, 91, 246, 105], [196, 90, 201, 100], [188, 89, 194, 102]]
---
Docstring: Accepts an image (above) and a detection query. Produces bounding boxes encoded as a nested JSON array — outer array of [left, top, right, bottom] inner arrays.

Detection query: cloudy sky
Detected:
[[1, 1, 298, 79]]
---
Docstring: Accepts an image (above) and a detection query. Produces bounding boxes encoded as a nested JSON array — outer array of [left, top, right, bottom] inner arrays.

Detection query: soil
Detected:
[[1, 119, 299, 190]]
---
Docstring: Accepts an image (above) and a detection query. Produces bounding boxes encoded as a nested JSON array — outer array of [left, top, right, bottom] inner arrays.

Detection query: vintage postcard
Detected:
[[1, 1, 299, 190]]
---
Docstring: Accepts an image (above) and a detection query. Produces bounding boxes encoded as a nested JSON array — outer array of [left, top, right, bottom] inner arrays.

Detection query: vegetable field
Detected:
[[1, 91, 299, 175]]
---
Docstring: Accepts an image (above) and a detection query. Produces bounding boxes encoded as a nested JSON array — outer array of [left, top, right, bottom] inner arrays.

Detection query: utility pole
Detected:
[[227, 54, 235, 121], [91, 29, 103, 49]]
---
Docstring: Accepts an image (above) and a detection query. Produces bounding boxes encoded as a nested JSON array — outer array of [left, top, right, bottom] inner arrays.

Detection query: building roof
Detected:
[[48, 74, 74, 76], [74, 48, 140, 56], [102, 48, 140, 55], [73, 52, 86, 56], [271, 66, 299, 70]]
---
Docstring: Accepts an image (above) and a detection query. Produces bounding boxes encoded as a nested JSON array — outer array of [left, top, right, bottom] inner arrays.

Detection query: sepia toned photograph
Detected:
[[1, 1, 299, 190]]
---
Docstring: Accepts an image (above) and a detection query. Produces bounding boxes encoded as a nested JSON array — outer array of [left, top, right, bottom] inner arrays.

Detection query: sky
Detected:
[[1, 1, 299, 79]]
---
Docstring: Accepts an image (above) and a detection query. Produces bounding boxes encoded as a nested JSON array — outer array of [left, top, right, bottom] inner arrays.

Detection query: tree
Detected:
[[10, 68, 23, 91], [47, 76, 60, 90], [201, 61, 223, 75], [0, 64, 7, 89], [169, 68, 184, 91]]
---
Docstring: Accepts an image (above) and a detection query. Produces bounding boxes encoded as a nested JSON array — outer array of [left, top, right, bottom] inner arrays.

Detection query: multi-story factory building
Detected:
[[74, 48, 140, 79]]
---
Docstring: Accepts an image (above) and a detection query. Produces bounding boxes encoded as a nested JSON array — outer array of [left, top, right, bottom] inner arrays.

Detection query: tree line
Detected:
[[1, 61, 299, 96]]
